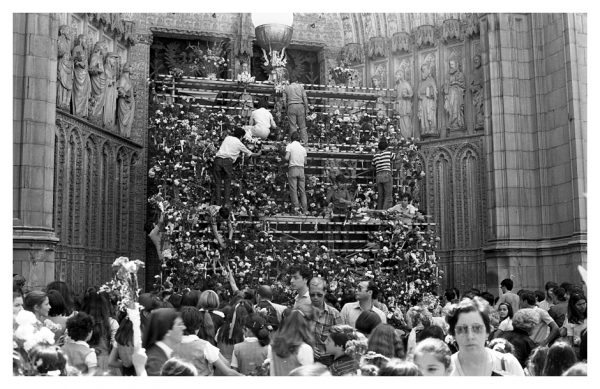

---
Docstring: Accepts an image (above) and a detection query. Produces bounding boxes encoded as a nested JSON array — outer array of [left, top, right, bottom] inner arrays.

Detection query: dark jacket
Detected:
[[498, 328, 537, 367]]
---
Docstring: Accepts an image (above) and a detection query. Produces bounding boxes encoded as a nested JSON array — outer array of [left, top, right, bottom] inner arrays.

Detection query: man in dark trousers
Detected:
[[283, 75, 309, 144]]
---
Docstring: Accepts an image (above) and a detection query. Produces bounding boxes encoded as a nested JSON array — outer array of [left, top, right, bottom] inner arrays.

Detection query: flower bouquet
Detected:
[[329, 62, 359, 86]]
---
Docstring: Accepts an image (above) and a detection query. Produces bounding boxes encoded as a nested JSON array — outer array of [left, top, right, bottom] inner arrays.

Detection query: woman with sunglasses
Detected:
[[445, 297, 523, 375]]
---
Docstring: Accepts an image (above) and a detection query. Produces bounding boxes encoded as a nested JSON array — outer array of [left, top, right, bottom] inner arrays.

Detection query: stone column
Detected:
[[13, 13, 60, 290]]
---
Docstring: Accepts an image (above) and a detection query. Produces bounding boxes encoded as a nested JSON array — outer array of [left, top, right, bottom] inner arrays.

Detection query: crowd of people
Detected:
[[12, 269, 587, 377]]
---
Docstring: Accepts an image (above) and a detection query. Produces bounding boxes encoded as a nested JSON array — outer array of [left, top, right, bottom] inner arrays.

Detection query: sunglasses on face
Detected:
[[310, 293, 324, 297], [454, 324, 485, 335]]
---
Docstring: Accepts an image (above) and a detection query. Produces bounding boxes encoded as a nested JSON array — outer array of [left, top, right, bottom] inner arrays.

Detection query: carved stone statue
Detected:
[[443, 59, 466, 130], [470, 54, 484, 129], [417, 63, 438, 136], [103, 52, 120, 128], [71, 34, 91, 117], [56, 25, 73, 111], [117, 62, 135, 137], [89, 40, 107, 119], [394, 68, 414, 139], [372, 76, 387, 118]]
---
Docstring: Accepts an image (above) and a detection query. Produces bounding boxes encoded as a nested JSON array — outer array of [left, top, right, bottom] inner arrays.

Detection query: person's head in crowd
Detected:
[[46, 281, 75, 316], [160, 357, 197, 376], [500, 278, 514, 293], [233, 126, 246, 139], [180, 289, 202, 308], [138, 293, 154, 312], [142, 308, 184, 349], [256, 285, 274, 302], [289, 363, 332, 376], [378, 359, 422, 376], [400, 192, 412, 207], [66, 312, 94, 342], [167, 293, 183, 310], [257, 96, 269, 110], [416, 324, 446, 343], [356, 279, 379, 303], [368, 324, 405, 359], [446, 296, 491, 350], [13, 287, 24, 317], [519, 290, 537, 309], [567, 292, 587, 324], [462, 290, 476, 300], [81, 289, 112, 348], [562, 362, 587, 376], [325, 324, 357, 359], [470, 288, 481, 297], [243, 313, 271, 347], [444, 288, 456, 304], [488, 338, 515, 355], [413, 337, 452, 376], [475, 292, 491, 307], [512, 308, 540, 334], [355, 311, 382, 337], [542, 342, 578, 376], [272, 309, 314, 358], [552, 287, 567, 304], [47, 290, 67, 317], [559, 282, 573, 296], [308, 277, 327, 308], [115, 316, 134, 347], [288, 265, 312, 294], [217, 300, 253, 345], [290, 131, 301, 143], [180, 306, 205, 338], [27, 344, 67, 376], [534, 290, 545, 304], [544, 281, 558, 301], [378, 138, 388, 151], [497, 302, 514, 323], [13, 274, 26, 292], [24, 290, 50, 321], [526, 346, 548, 376]]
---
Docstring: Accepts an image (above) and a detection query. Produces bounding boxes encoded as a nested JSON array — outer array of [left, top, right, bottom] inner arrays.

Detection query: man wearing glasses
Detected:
[[308, 277, 342, 366], [340, 280, 387, 328]]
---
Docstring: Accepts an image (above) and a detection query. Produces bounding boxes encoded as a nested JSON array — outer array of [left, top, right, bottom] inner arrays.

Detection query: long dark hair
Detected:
[[46, 281, 75, 316], [542, 342, 577, 376], [216, 300, 253, 345], [115, 316, 134, 347], [498, 302, 514, 320], [81, 289, 112, 349], [142, 308, 179, 349], [271, 310, 313, 358], [567, 293, 586, 325], [244, 313, 270, 347]]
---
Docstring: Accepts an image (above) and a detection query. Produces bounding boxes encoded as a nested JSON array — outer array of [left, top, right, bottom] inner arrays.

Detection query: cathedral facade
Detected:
[[13, 13, 586, 294]]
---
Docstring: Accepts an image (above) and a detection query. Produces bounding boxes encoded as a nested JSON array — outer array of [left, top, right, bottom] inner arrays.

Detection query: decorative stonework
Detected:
[[415, 25, 436, 48], [87, 13, 136, 46], [391, 31, 411, 54], [441, 18, 463, 43], [464, 13, 481, 38], [367, 36, 387, 59], [342, 42, 364, 64]]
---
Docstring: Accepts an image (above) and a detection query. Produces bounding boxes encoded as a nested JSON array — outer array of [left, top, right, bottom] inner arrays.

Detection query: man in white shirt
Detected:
[[213, 127, 261, 206], [538, 281, 558, 311], [285, 131, 308, 215], [340, 280, 387, 328], [247, 97, 277, 139], [520, 290, 560, 347]]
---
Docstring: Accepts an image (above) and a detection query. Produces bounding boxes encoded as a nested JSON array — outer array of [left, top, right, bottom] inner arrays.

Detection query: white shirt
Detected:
[[250, 108, 276, 132], [451, 348, 524, 376], [230, 337, 258, 369], [215, 136, 253, 162], [340, 301, 387, 328], [180, 334, 219, 363], [74, 340, 98, 369], [285, 141, 307, 167]]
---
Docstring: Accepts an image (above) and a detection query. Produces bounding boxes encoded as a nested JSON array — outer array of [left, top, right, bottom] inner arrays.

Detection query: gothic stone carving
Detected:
[[442, 18, 463, 43], [391, 31, 411, 54], [415, 25, 436, 49]]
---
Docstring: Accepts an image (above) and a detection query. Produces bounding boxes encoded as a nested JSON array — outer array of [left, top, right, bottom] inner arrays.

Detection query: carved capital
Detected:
[[391, 31, 411, 54], [342, 43, 364, 64], [442, 19, 463, 43], [415, 25, 436, 49], [464, 13, 481, 38], [367, 36, 387, 59]]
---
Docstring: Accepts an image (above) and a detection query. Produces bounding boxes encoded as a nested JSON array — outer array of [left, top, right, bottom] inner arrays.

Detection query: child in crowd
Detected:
[[231, 313, 270, 375], [28, 344, 68, 376], [108, 315, 136, 376], [325, 325, 360, 376], [413, 337, 453, 376], [61, 312, 97, 375]]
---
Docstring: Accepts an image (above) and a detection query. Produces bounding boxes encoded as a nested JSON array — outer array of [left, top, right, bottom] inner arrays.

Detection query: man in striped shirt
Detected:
[[372, 139, 395, 210]]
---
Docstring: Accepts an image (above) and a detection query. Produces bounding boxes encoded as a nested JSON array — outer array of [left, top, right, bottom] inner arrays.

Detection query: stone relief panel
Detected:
[[362, 13, 376, 40], [393, 56, 414, 139], [370, 61, 388, 88], [443, 46, 466, 131], [417, 51, 438, 138], [471, 40, 484, 130]]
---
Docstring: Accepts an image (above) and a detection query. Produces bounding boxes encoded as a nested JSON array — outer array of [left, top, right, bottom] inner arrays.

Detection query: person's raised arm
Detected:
[[214, 353, 244, 376]]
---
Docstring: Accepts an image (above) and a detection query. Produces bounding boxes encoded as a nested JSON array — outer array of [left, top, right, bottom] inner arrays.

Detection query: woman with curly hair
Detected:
[[268, 309, 314, 376], [496, 308, 539, 367], [445, 297, 523, 375]]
